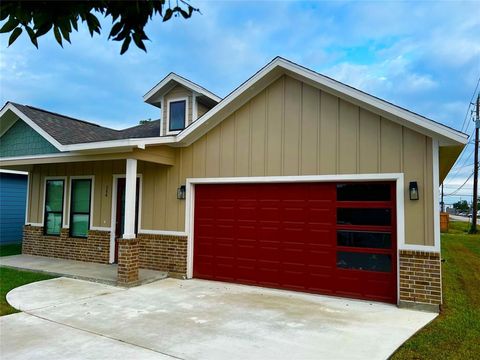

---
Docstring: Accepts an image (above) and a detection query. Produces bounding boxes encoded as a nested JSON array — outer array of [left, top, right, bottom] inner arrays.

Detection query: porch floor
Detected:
[[0, 255, 168, 286]]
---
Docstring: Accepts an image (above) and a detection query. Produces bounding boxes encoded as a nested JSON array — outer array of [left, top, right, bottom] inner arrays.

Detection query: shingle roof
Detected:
[[9, 103, 160, 145]]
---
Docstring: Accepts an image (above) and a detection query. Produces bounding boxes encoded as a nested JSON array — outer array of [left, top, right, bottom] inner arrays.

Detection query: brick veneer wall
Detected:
[[137, 233, 188, 277], [399, 250, 442, 306], [117, 238, 139, 286], [23, 225, 110, 263]]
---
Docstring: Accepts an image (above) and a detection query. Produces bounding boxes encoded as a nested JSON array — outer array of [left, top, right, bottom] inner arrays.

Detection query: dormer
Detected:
[[143, 73, 221, 136]]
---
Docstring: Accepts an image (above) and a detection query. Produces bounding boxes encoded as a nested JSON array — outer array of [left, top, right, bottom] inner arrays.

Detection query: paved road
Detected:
[[449, 215, 480, 224]]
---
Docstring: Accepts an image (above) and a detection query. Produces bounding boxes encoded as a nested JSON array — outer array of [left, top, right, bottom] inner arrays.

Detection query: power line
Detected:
[[443, 127, 477, 184], [444, 171, 474, 196], [444, 148, 474, 184], [460, 76, 480, 132]]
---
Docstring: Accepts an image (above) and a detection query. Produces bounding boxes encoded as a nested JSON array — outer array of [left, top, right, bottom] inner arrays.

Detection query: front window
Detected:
[[69, 179, 92, 238], [169, 100, 186, 131], [44, 180, 64, 236]]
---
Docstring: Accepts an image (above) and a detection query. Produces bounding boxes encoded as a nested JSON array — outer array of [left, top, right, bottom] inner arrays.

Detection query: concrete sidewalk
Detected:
[[2, 277, 438, 360], [0, 254, 167, 286]]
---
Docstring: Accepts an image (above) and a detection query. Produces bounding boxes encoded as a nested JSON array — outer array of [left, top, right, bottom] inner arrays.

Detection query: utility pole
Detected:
[[441, 184, 445, 212], [470, 94, 479, 234]]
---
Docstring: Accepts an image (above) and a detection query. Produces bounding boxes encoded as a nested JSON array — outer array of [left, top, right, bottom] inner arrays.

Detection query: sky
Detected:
[[0, 0, 479, 204]]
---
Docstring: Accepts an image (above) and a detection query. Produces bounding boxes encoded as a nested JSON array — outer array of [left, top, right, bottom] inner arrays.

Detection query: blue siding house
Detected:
[[0, 171, 27, 244]]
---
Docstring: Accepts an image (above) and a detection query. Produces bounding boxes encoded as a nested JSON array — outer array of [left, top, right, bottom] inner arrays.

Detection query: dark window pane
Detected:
[[337, 183, 391, 201], [169, 100, 186, 131], [337, 251, 391, 272], [337, 231, 391, 249], [46, 180, 64, 212], [72, 179, 91, 213], [337, 208, 391, 226]]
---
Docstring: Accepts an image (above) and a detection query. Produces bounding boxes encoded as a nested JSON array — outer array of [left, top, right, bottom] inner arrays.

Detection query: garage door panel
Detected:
[[194, 182, 396, 304]]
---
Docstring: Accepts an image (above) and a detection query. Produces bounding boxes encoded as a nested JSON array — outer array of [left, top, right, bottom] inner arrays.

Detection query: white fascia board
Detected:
[[1, 103, 66, 151], [143, 73, 222, 104], [0, 152, 74, 162], [0, 169, 28, 175], [63, 136, 176, 151], [277, 60, 467, 145], [176, 57, 468, 147]]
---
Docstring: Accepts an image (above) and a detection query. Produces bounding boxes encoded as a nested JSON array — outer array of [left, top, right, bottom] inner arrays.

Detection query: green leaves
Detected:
[[25, 26, 38, 48], [163, 8, 173, 22], [0, 0, 200, 54], [53, 26, 62, 47], [120, 35, 131, 55], [8, 27, 21, 46], [0, 16, 19, 33]]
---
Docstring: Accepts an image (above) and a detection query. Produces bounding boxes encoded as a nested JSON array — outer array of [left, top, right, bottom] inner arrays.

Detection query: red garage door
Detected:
[[193, 182, 397, 303]]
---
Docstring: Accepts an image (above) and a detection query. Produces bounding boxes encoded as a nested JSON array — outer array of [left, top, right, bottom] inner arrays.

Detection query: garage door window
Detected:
[[336, 182, 395, 274], [337, 183, 391, 201], [337, 231, 391, 249], [337, 208, 391, 226], [337, 252, 392, 272]]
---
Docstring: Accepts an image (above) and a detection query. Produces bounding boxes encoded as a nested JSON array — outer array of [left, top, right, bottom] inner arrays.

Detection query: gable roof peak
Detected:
[[143, 72, 222, 107]]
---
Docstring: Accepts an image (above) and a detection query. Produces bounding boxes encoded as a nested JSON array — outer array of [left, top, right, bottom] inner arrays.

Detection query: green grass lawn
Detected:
[[392, 221, 480, 359], [0, 243, 56, 316], [0, 243, 22, 257]]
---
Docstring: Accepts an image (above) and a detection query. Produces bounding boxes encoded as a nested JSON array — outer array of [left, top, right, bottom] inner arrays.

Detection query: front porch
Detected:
[[0, 254, 167, 287], [1, 150, 187, 286]]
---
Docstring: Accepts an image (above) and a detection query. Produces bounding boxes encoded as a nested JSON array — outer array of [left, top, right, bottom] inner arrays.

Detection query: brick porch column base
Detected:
[[117, 238, 139, 286]]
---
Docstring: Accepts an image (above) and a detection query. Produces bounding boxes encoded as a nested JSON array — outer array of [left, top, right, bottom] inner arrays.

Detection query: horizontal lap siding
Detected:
[[144, 75, 433, 247], [0, 174, 27, 243]]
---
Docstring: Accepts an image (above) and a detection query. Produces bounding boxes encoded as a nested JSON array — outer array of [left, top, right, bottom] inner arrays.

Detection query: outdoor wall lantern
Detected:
[[177, 185, 186, 200], [409, 181, 419, 200]]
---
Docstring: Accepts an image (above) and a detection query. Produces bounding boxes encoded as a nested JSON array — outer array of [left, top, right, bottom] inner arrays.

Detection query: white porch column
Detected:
[[123, 158, 137, 239]]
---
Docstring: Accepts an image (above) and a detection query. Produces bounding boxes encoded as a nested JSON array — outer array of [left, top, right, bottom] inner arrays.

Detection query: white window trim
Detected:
[[166, 97, 188, 135], [109, 173, 143, 263], [192, 91, 198, 121], [67, 175, 95, 235], [159, 95, 165, 136], [24, 172, 30, 225], [38, 176, 68, 232]]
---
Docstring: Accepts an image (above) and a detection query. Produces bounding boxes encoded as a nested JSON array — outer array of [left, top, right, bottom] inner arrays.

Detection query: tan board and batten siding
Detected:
[[28, 75, 434, 246]]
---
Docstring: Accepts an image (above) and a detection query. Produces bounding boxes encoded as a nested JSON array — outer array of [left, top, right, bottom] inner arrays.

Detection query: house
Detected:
[[0, 170, 28, 244], [0, 57, 467, 311]]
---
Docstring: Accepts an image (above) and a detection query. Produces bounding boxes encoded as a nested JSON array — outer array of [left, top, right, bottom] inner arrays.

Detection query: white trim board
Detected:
[[184, 173, 409, 280], [1, 57, 467, 157], [109, 173, 143, 263], [24, 172, 30, 225], [0, 103, 65, 151], [42, 176, 68, 230], [166, 97, 188, 135], [144, 72, 222, 104], [175, 57, 468, 147], [138, 229, 187, 237], [0, 169, 28, 175], [67, 175, 95, 233]]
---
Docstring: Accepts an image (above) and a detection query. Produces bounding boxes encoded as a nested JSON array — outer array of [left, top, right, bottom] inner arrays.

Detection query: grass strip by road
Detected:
[[391, 221, 480, 359]]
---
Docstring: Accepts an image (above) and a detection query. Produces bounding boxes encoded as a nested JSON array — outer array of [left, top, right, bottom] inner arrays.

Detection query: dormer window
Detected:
[[168, 99, 187, 132]]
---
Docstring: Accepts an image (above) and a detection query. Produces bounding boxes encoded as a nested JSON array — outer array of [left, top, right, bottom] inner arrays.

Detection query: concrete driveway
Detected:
[[1, 277, 437, 360]]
